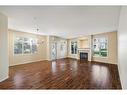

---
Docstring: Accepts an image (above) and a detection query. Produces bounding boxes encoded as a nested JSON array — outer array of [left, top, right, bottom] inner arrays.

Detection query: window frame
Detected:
[[13, 36, 38, 55], [14, 37, 23, 55], [93, 36, 108, 58], [71, 41, 78, 55]]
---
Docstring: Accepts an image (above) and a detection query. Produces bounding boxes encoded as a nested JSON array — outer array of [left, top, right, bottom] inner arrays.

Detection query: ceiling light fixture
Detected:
[[36, 28, 39, 32], [33, 17, 40, 33]]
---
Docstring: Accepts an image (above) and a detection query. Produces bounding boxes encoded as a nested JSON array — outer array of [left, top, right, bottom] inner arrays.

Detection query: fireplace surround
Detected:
[[78, 48, 91, 61]]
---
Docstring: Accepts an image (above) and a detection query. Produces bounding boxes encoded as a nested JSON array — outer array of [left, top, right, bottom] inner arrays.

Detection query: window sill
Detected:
[[93, 56, 108, 58]]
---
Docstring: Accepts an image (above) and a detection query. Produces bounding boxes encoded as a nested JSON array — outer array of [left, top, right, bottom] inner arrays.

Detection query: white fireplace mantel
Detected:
[[78, 48, 92, 61]]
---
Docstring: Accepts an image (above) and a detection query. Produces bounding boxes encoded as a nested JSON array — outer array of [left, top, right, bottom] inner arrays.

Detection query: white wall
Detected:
[[0, 13, 9, 82], [118, 7, 127, 89], [46, 36, 50, 60]]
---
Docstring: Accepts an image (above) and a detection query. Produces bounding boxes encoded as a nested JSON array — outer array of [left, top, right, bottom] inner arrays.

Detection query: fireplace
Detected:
[[80, 52, 88, 60]]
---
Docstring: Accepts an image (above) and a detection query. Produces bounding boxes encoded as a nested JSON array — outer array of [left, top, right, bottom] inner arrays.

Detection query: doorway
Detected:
[[51, 42, 57, 60]]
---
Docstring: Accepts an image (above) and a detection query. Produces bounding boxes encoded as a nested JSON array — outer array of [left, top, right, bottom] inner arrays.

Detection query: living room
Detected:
[[0, 6, 127, 91]]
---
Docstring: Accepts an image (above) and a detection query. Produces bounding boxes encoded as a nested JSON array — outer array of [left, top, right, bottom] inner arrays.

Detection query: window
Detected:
[[31, 39, 38, 53], [71, 41, 77, 54], [14, 37, 38, 54], [23, 38, 31, 54], [93, 37, 108, 57], [14, 37, 23, 54]]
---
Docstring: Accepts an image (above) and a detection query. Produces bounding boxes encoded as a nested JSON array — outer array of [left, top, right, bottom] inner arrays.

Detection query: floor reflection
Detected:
[[91, 64, 110, 87], [70, 61, 78, 76], [51, 61, 57, 74], [14, 73, 24, 87]]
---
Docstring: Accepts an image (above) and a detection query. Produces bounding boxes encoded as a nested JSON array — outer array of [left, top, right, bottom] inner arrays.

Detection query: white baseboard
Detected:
[[9, 59, 47, 66], [0, 75, 8, 82]]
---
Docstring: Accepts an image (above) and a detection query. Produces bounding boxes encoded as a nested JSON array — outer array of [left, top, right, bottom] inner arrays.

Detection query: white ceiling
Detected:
[[0, 6, 121, 39]]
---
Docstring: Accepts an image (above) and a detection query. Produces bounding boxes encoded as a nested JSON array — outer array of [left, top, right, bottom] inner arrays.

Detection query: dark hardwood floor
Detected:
[[0, 58, 121, 89]]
